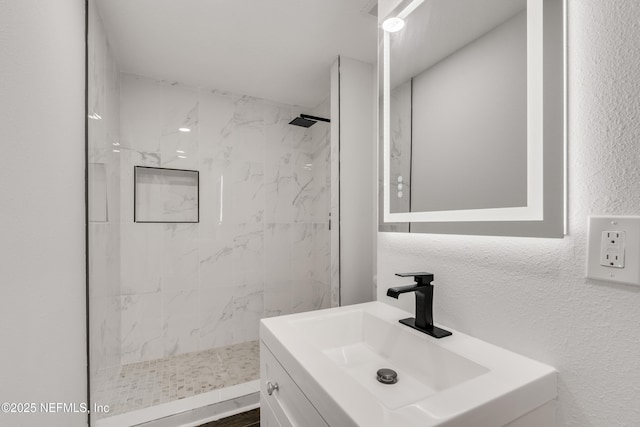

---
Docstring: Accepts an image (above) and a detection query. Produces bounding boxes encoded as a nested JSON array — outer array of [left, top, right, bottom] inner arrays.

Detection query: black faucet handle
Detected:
[[395, 272, 434, 286]]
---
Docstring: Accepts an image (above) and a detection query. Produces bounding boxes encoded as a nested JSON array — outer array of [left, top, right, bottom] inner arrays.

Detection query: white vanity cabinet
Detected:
[[260, 342, 329, 427], [259, 394, 281, 427]]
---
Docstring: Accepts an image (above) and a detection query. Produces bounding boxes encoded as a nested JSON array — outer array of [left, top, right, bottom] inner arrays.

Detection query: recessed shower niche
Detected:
[[134, 166, 199, 223]]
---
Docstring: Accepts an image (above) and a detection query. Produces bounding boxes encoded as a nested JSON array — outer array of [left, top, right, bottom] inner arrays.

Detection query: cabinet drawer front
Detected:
[[261, 342, 328, 427]]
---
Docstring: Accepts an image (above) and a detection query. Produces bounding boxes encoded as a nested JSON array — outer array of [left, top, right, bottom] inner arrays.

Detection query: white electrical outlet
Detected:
[[599, 231, 625, 268], [587, 216, 640, 285]]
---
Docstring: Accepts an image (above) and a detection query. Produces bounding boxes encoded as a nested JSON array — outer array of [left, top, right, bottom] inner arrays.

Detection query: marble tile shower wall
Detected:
[[88, 3, 122, 374], [118, 74, 331, 364]]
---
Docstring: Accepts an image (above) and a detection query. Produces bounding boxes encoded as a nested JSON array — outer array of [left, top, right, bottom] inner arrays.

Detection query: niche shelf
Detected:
[[134, 166, 199, 223]]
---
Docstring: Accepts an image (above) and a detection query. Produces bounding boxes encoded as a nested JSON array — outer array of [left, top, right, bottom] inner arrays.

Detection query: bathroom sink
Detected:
[[291, 310, 489, 410], [260, 302, 556, 427]]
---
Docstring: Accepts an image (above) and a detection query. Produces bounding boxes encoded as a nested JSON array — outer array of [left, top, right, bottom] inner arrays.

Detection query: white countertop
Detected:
[[260, 301, 557, 427]]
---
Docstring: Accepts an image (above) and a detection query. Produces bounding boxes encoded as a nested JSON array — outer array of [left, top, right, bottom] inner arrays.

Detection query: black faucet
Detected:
[[387, 272, 452, 339]]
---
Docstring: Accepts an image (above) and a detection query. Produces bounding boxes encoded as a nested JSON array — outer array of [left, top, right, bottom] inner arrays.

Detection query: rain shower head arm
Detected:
[[300, 114, 330, 123]]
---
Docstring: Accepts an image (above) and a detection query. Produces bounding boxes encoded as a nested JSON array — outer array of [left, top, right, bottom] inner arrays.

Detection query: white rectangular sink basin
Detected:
[[260, 301, 557, 427], [291, 310, 489, 410]]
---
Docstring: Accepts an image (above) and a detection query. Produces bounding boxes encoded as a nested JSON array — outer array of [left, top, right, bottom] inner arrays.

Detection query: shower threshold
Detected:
[[95, 382, 259, 427]]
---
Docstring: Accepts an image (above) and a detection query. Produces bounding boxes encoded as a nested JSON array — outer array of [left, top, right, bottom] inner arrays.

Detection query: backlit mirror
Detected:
[[379, 0, 565, 237]]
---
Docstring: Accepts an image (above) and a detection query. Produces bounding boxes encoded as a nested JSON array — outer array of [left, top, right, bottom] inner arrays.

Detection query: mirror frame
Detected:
[[379, 0, 566, 237]]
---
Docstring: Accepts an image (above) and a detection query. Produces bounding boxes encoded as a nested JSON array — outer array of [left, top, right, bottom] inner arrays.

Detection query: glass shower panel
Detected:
[[87, 1, 332, 423]]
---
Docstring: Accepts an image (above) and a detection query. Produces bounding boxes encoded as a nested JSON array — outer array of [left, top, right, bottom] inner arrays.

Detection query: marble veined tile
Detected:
[[197, 159, 229, 227], [264, 281, 292, 318], [161, 223, 199, 292], [90, 295, 121, 374], [88, 9, 107, 157], [230, 124, 266, 164], [292, 279, 329, 314], [310, 112, 330, 156], [106, 155, 122, 224], [233, 280, 264, 344], [310, 145, 330, 223], [89, 162, 108, 222], [264, 123, 295, 223], [263, 102, 293, 128], [264, 164, 294, 223], [199, 286, 234, 350], [162, 314, 200, 358], [233, 222, 264, 280], [314, 222, 331, 286], [162, 289, 199, 319], [233, 95, 266, 129], [89, 223, 108, 299], [198, 89, 235, 158], [120, 292, 162, 364], [104, 296, 122, 370], [226, 161, 265, 224], [159, 94, 199, 170], [198, 223, 236, 288], [290, 116, 313, 152], [264, 223, 292, 283], [213, 95, 267, 164], [120, 223, 162, 295], [162, 290, 200, 357], [120, 74, 166, 154], [292, 150, 316, 222], [120, 149, 161, 225], [292, 223, 314, 281]]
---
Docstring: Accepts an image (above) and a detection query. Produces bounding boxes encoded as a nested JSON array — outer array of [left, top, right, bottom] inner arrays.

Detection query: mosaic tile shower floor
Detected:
[[93, 341, 260, 419]]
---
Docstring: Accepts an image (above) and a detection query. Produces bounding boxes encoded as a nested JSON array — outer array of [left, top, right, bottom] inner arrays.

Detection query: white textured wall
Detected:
[[378, 1, 640, 425], [0, 0, 87, 426]]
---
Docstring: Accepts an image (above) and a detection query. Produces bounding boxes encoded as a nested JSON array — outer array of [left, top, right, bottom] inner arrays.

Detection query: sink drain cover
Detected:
[[376, 368, 398, 384]]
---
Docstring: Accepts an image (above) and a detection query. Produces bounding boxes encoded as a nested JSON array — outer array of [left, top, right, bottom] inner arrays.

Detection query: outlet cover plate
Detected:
[[587, 216, 640, 285]]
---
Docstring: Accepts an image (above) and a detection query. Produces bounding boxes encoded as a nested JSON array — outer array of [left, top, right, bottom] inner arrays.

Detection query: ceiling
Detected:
[[95, 0, 379, 108]]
